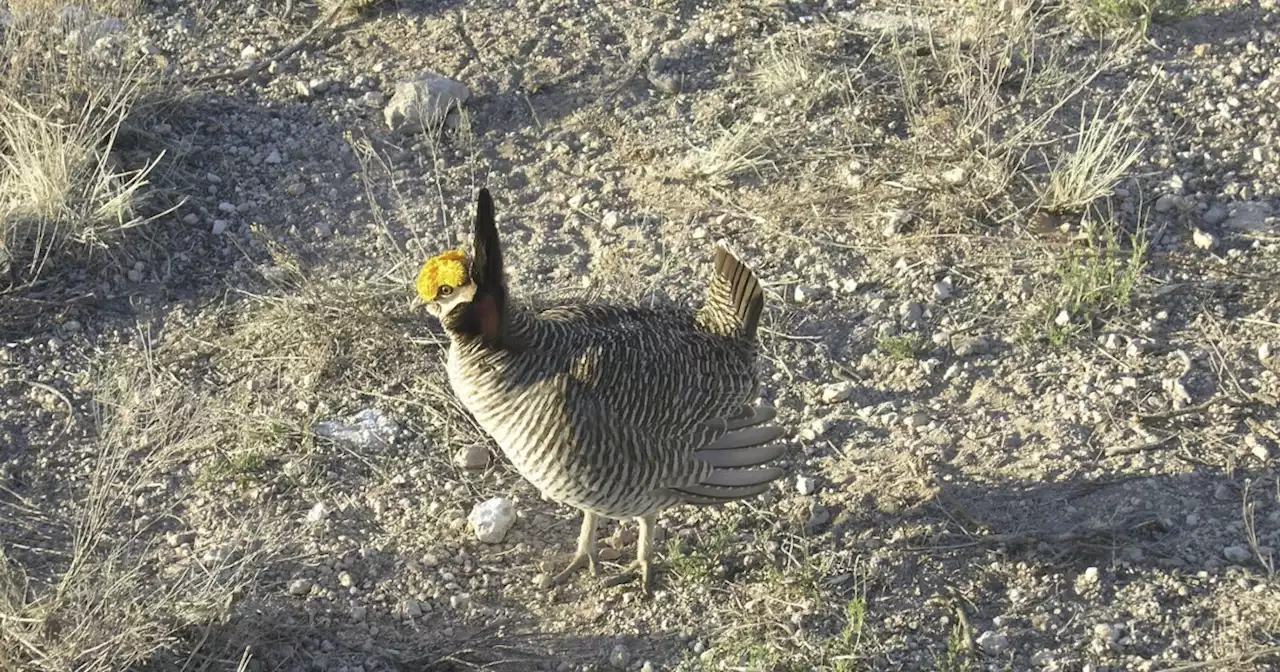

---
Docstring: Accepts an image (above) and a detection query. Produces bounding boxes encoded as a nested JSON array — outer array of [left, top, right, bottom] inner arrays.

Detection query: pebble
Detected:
[[468, 497, 516, 543], [609, 644, 630, 669], [793, 285, 820, 304], [217, 201, 236, 214], [182, 213, 199, 225], [1246, 434, 1272, 461], [941, 167, 967, 184], [1223, 545, 1252, 563], [450, 593, 471, 609], [821, 382, 854, 404], [601, 211, 620, 228], [306, 501, 329, 523], [933, 278, 953, 300], [211, 219, 229, 235], [1192, 228, 1218, 250], [795, 475, 817, 496], [384, 71, 470, 132], [288, 578, 312, 596], [265, 149, 282, 164], [1154, 193, 1181, 213], [976, 630, 1009, 654], [455, 444, 489, 469], [1202, 204, 1228, 226], [1259, 343, 1273, 361], [905, 411, 930, 429]]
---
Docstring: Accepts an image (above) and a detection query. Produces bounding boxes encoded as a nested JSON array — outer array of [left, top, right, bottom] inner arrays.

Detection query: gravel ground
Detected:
[[2, 1, 1279, 670]]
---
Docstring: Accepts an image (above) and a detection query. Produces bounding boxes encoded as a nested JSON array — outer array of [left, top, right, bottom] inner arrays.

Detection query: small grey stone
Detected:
[[608, 644, 630, 669], [449, 593, 470, 609], [933, 278, 953, 300], [211, 219, 228, 235], [1223, 545, 1252, 563], [455, 444, 489, 469], [821, 382, 854, 404], [905, 411, 930, 429], [976, 631, 1009, 654], [1155, 193, 1181, 213], [384, 72, 470, 132], [795, 475, 817, 496], [265, 149, 282, 164], [288, 578, 312, 596], [1259, 343, 1273, 361], [182, 212, 199, 225], [217, 201, 236, 214], [404, 598, 423, 618], [1202, 204, 1228, 226]]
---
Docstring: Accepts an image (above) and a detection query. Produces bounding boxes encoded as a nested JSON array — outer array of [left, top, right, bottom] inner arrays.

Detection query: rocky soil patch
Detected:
[[2, 0, 1278, 670]]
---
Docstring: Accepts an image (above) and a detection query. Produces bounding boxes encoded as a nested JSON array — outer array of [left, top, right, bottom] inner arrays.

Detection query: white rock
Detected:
[[941, 167, 966, 185], [306, 501, 330, 523], [384, 72, 471, 132], [1246, 434, 1271, 461], [1192, 228, 1217, 250], [265, 149, 282, 164], [468, 497, 516, 543], [241, 45, 259, 60], [933, 278, 953, 300], [795, 475, 817, 496], [794, 285, 820, 304], [821, 382, 854, 404], [976, 630, 1009, 654], [1054, 309, 1072, 327], [601, 211, 620, 228], [1259, 343, 1273, 361]]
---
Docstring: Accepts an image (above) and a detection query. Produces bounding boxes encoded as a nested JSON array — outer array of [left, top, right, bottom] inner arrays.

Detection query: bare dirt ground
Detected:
[[2, 0, 1279, 670]]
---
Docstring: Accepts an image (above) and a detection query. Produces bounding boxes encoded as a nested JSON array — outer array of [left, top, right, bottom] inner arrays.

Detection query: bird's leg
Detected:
[[619, 513, 657, 594], [546, 511, 599, 587]]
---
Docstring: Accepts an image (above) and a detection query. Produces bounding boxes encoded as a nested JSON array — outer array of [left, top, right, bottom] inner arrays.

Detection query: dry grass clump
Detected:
[[1034, 81, 1153, 214], [0, 357, 288, 671], [0, 0, 166, 283]]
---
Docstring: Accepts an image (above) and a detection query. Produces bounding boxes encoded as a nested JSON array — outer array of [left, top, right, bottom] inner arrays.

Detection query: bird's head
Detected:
[[414, 189, 507, 345], [415, 248, 477, 320]]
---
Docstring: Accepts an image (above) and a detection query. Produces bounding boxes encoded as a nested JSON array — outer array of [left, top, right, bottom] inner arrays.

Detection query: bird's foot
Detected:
[[542, 549, 598, 589], [603, 559, 654, 595]]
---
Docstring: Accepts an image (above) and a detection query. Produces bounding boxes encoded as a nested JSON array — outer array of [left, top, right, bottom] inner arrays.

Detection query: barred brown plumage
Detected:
[[416, 188, 787, 593]]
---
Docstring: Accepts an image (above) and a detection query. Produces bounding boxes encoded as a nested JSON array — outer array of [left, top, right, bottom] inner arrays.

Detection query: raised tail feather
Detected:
[[698, 242, 765, 340]]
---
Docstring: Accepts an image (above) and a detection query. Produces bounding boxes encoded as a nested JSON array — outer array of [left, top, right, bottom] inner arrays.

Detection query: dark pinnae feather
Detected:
[[461, 188, 511, 348]]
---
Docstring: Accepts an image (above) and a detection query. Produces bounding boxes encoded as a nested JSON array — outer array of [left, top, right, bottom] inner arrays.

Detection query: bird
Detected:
[[415, 187, 786, 593]]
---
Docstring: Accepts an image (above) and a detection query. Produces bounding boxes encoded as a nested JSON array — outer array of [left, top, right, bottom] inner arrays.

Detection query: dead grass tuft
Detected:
[[1034, 84, 1152, 214], [674, 123, 776, 186], [0, 356, 289, 671], [0, 0, 167, 282]]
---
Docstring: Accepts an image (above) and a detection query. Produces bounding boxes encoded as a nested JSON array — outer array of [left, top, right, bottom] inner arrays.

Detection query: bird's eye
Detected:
[[438, 285, 454, 297]]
